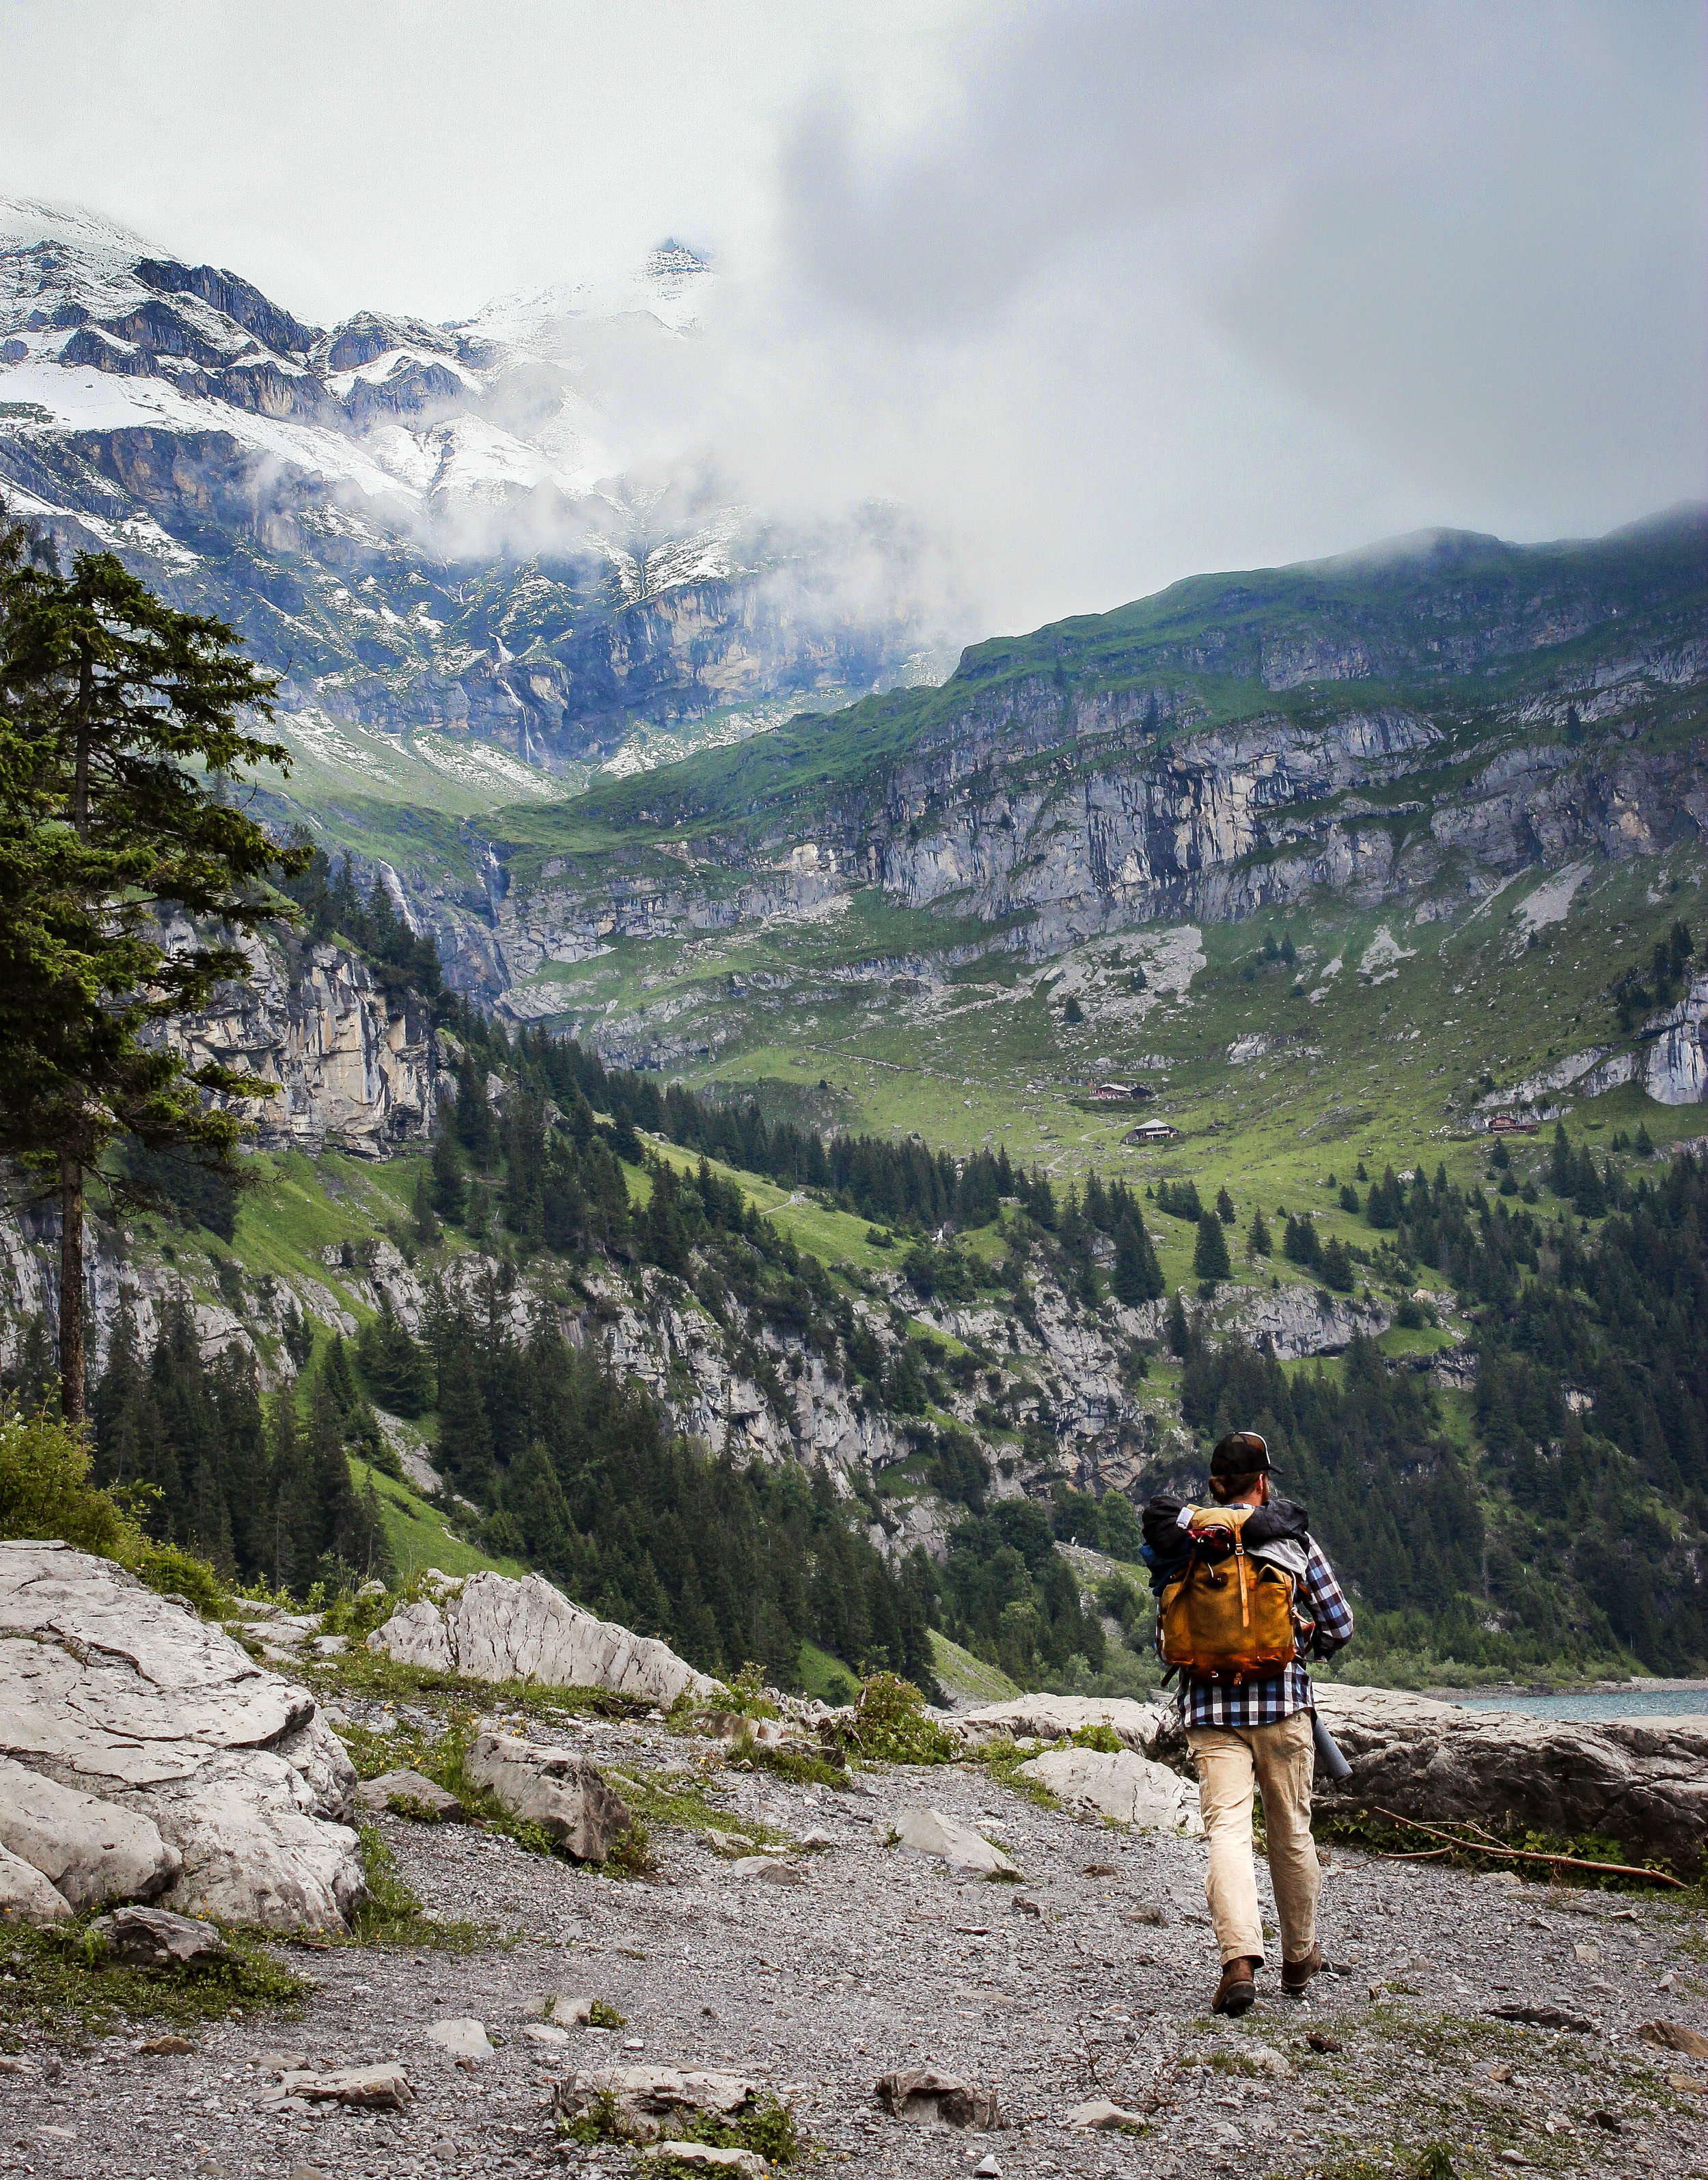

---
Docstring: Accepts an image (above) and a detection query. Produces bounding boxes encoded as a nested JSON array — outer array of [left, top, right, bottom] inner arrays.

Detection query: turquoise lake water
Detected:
[[1450, 1687, 1707, 1721]]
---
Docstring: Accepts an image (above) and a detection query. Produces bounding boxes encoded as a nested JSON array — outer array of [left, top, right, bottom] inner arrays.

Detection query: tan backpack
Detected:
[[1157, 1505, 1301, 1682]]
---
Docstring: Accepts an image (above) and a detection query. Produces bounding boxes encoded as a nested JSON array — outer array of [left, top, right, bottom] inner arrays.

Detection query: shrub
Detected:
[[0, 1397, 128, 1556], [842, 1672, 958, 1765]]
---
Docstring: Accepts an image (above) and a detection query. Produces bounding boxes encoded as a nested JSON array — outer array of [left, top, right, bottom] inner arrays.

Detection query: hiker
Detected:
[[1142, 1429, 1353, 2017]]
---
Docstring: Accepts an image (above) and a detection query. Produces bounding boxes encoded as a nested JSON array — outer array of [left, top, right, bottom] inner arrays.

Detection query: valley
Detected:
[[1, 120, 1706, 2180]]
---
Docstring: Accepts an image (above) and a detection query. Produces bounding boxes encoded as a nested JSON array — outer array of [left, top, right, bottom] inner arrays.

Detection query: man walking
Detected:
[[1145, 1429, 1353, 2017]]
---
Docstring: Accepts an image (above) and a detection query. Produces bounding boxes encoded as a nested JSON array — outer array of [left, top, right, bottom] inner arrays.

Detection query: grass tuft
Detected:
[[0, 1916, 307, 2040]]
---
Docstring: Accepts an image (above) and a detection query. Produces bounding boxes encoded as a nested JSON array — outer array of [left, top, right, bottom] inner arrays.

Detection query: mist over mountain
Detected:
[[0, 196, 965, 808]]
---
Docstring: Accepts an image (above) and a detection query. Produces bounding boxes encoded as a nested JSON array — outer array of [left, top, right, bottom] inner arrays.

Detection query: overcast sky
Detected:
[[4, 0, 1703, 635]]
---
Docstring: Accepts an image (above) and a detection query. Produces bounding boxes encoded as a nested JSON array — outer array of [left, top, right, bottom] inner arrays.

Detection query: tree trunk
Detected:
[[59, 1154, 85, 1429]]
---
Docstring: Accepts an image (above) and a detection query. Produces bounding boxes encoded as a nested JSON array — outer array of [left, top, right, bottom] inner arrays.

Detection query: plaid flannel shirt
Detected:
[[1176, 1536, 1353, 1730]]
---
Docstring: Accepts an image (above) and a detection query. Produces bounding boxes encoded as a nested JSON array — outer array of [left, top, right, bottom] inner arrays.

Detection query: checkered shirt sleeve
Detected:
[[1178, 1538, 1353, 1731]]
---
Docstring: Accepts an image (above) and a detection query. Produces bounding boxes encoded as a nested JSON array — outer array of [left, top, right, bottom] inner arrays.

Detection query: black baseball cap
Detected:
[[1210, 1429, 1273, 1478]]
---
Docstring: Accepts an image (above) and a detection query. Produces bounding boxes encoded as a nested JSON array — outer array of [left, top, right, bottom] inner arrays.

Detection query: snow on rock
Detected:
[[368, 1570, 717, 1707], [0, 1542, 361, 1930]]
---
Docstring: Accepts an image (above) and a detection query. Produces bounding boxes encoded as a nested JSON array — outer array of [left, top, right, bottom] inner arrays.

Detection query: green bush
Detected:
[[0, 1396, 229, 1616], [842, 1672, 959, 1765], [0, 1395, 128, 1555]]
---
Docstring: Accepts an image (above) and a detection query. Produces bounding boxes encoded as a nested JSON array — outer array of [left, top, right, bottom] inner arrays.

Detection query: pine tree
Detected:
[[1193, 1211, 1231, 1285], [1112, 1213, 1163, 1304], [1248, 1208, 1273, 1257], [0, 521, 303, 1421], [455, 1050, 497, 1167], [1215, 1186, 1236, 1225], [432, 1128, 466, 1222], [437, 1334, 494, 1497]]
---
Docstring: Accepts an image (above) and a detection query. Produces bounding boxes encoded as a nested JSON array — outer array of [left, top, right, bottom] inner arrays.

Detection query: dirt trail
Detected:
[[3, 1704, 1703, 2178]]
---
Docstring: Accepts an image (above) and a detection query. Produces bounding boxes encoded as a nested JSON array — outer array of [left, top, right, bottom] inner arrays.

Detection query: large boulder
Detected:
[[368, 1570, 717, 1707], [1017, 1745, 1202, 1834], [0, 1541, 362, 1929], [464, 1732, 634, 1862], [1313, 1685, 1708, 1879]]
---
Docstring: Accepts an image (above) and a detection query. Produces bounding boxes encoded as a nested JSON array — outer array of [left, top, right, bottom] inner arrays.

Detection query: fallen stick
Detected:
[[1370, 1806, 1685, 1890]]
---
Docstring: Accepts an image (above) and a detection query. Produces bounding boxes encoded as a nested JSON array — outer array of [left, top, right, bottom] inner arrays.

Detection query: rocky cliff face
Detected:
[[0, 934, 438, 1386], [160, 931, 439, 1158]]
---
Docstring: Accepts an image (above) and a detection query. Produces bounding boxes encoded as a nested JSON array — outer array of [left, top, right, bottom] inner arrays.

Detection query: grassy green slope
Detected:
[[492, 509, 1707, 851]]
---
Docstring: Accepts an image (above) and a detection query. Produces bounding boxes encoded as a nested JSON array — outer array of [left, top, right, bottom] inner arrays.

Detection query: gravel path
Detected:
[[2, 1706, 1704, 2179]]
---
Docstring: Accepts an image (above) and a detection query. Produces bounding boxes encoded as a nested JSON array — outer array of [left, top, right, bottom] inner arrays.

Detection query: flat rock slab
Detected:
[[1066, 2098, 1147, 2131], [1017, 1745, 1203, 1834], [704, 1827, 756, 1857], [876, 2067, 1000, 2129], [0, 1542, 361, 1931], [644, 2144, 765, 2178], [465, 1732, 633, 1862], [357, 1769, 463, 1822], [276, 2065, 413, 2111], [555, 2065, 763, 2143], [424, 2017, 492, 2059], [368, 1570, 717, 1706], [1640, 2020, 1708, 2059], [90, 1905, 225, 1967], [890, 1807, 1019, 1878], [1312, 1684, 1708, 1878]]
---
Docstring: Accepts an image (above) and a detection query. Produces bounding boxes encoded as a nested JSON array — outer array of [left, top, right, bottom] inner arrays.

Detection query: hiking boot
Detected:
[[1211, 1957, 1259, 2016], [1282, 1942, 1323, 1997]]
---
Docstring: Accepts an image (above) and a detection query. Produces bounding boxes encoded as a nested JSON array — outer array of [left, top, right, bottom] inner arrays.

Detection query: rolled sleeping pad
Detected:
[[1311, 1709, 1353, 1782]]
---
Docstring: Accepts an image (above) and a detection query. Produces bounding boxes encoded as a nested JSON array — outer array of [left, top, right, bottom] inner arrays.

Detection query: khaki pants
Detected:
[[1187, 1712, 1321, 1968]]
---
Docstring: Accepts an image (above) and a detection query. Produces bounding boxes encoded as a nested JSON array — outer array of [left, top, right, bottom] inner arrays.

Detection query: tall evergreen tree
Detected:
[[0, 516, 303, 1421]]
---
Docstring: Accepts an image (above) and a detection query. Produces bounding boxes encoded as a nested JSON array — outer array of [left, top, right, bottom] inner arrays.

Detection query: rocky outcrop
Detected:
[[463, 1733, 633, 1862], [161, 929, 438, 1157], [0, 1541, 362, 1929], [1641, 973, 1708, 1104], [0, 1753, 180, 1910], [956, 1695, 1171, 1752], [1224, 1283, 1392, 1361], [368, 1570, 718, 1706], [1312, 1685, 1708, 1878], [553, 2066, 767, 2144]]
